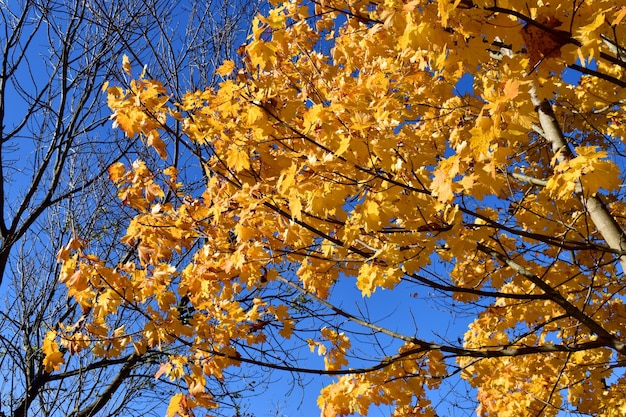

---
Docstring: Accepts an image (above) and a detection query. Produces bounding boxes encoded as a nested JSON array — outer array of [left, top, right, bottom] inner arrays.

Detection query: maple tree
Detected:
[[52, 0, 626, 415]]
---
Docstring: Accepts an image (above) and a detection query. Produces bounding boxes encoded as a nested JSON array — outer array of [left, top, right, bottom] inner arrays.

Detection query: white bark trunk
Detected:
[[530, 87, 626, 273]]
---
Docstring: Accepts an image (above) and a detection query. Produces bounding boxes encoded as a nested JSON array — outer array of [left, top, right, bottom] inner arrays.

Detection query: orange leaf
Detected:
[[502, 79, 520, 100], [108, 162, 126, 183]]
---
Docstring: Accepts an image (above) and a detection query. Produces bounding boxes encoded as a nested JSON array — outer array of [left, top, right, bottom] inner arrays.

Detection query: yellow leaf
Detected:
[[137, 244, 155, 265], [226, 147, 250, 172], [431, 168, 456, 203], [42, 331, 65, 372], [356, 263, 376, 297], [122, 54, 132, 74], [259, 5, 286, 29], [133, 340, 148, 356], [277, 163, 297, 194], [147, 130, 168, 160], [163, 166, 178, 180], [335, 135, 351, 157], [289, 191, 302, 221], [270, 305, 293, 338], [155, 362, 171, 380], [246, 40, 278, 70], [216, 60, 235, 76], [247, 105, 265, 125], [579, 13, 606, 43], [167, 393, 185, 417], [612, 7, 626, 26]]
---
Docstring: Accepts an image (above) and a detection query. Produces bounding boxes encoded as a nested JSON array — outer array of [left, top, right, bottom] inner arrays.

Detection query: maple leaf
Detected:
[[108, 162, 126, 183], [521, 16, 571, 68], [246, 39, 278, 70], [137, 244, 156, 265], [216, 60, 235, 76], [612, 7, 626, 26], [42, 331, 65, 373], [431, 157, 459, 203], [147, 130, 167, 160], [502, 79, 520, 100], [226, 147, 250, 172], [122, 54, 132, 74], [167, 393, 191, 417]]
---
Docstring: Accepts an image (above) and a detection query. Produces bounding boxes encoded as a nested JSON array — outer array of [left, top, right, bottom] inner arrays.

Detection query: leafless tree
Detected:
[[0, 1, 260, 416]]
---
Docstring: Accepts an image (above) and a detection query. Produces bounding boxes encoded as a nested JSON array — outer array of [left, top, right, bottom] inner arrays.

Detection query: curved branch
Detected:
[[71, 353, 142, 417]]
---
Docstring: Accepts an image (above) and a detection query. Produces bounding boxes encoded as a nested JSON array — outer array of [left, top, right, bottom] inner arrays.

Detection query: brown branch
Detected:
[[568, 63, 626, 88], [485, 5, 582, 47], [168, 319, 609, 378], [45, 352, 158, 382], [309, 0, 383, 25], [71, 353, 142, 417]]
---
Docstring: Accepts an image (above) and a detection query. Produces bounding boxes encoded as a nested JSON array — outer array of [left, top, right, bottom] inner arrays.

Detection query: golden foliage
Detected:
[[51, 0, 626, 415]]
